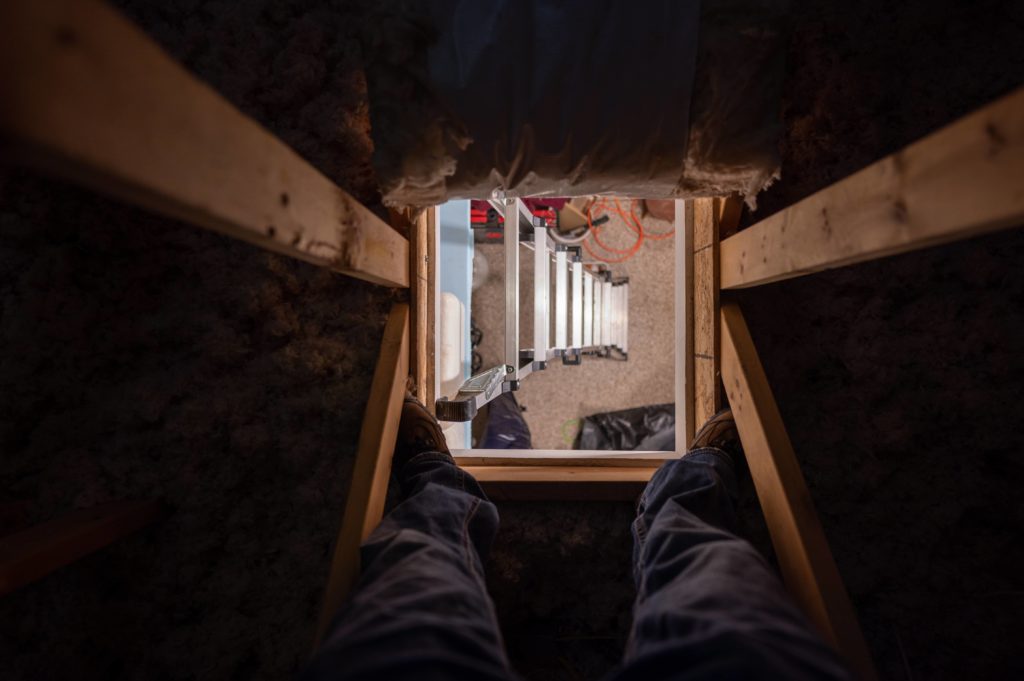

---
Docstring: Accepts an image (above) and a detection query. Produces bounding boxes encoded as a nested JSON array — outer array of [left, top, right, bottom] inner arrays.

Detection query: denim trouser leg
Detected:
[[479, 393, 532, 449], [614, 449, 853, 681], [303, 452, 516, 681]]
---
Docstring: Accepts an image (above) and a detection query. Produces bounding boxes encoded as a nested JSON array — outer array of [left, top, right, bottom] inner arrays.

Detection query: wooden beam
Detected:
[[315, 303, 409, 644], [409, 208, 437, 413], [463, 466, 655, 501], [452, 451, 672, 467], [720, 302, 876, 679], [0, 0, 408, 288], [0, 501, 163, 596], [721, 86, 1024, 289], [693, 198, 719, 428], [693, 197, 717, 252]]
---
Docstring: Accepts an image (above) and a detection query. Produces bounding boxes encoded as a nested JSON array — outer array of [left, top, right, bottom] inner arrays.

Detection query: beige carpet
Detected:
[[471, 202, 676, 449]]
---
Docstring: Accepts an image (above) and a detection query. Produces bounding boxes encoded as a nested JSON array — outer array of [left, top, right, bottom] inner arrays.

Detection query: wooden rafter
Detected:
[[315, 303, 409, 644], [0, 501, 163, 596], [720, 302, 876, 680], [410, 209, 437, 413], [721, 86, 1024, 289], [0, 0, 408, 288]]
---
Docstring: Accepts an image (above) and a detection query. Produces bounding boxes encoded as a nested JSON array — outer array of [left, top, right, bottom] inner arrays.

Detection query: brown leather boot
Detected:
[[394, 394, 450, 473], [689, 408, 743, 462]]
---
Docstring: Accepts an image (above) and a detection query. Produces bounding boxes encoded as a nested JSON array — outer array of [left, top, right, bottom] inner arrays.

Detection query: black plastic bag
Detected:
[[575, 404, 675, 451]]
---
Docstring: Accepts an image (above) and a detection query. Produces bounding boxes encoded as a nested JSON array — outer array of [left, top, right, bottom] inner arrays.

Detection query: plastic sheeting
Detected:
[[363, 0, 789, 208], [575, 403, 675, 452]]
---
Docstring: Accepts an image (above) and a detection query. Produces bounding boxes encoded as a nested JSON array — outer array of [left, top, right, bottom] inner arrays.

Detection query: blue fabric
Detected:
[[304, 450, 852, 681], [479, 393, 532, 450]]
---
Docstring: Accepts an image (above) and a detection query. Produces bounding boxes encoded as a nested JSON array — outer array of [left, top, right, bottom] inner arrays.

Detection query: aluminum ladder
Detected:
[[436, 197, 629, 421]]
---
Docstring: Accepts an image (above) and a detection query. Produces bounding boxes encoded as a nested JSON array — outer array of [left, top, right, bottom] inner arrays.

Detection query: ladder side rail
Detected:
[[504, 199, 520, 381], [571, 259, 583, 349], [555, 249, 568, 350], [533, 220, 551, 368]]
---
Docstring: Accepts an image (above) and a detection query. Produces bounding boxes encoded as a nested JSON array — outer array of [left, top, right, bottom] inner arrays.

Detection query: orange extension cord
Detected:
[[583, 198, 674, 264]]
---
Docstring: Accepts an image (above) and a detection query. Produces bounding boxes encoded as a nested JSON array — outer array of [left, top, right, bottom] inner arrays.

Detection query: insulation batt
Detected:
[[360, 0, 790, 208]]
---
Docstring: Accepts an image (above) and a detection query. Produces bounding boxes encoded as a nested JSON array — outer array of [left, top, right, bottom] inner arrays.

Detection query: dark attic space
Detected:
[[2, 1, 1024, 680]]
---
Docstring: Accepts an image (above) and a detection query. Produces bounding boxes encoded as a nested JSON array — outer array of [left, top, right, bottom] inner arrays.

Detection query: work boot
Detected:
[[689, 408, 743, 464], [394, 394, 450, 474]]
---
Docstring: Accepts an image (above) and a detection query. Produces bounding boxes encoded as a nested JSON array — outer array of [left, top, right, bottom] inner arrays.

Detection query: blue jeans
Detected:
[[304, 450, 852, 680], [479, 393, 532, 450]]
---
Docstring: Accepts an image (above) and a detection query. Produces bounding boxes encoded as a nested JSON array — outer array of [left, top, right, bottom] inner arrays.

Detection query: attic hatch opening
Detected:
[[433, 197, 697, 463]]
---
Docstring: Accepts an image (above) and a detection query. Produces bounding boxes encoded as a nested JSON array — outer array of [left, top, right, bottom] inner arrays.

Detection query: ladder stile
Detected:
[[555, 250, 568, 350], [610, 284, 618, 348], [617, 285, 625, 348], [584, 273, 594, 347], [602, 279, 612, 348], [571, 259, 583, 349], [504, 198, 519, 380], [618, 282, 626, 352], [533, 221, 550, 367], [617, 285, 624, 348]]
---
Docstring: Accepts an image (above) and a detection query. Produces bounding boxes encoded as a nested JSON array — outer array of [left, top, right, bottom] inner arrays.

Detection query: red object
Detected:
[[470, 199, 563, 227]]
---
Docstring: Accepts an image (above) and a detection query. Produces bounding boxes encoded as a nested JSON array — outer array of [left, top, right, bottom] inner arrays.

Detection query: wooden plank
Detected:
[[410, 210, 430, 407], [463, 466, 658, 482], [720, 302, 876, 679], [463, 466, 655, 501], [0, 0, 408, 288], [424, 209, 437, 412], [674, 200, 696, 451], [315, 303, 409, 643], [721, 86, 1024, 290], [693, 197, 720, 432], [693, 197, 717, 252], [452, 451, 672, 466], [693, 248, 717, 359], [694, 356, 717, 429], [431, 207, 443, 407], [0, 501, 163, 596]]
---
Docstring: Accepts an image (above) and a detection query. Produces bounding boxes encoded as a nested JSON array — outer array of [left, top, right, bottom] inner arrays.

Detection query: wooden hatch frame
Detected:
[[4, 2, 1024, 676], [427, 197, 713, 502]]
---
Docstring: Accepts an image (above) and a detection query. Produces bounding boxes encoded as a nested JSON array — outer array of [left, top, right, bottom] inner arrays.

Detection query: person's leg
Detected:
[[479, 392, 532, 449], [615, 412, 852, 681], [303, 399, 516, 681]]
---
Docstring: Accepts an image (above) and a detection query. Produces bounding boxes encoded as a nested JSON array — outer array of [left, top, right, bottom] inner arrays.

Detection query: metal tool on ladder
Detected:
[[436, 198, 630, 422]]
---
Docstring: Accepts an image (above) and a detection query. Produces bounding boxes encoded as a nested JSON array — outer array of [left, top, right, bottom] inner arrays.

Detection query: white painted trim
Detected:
[[675, 200, 695, 453]]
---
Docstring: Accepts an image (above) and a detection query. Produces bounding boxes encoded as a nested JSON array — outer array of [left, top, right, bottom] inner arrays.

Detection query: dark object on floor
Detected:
[[576, 404, 675, 451]]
